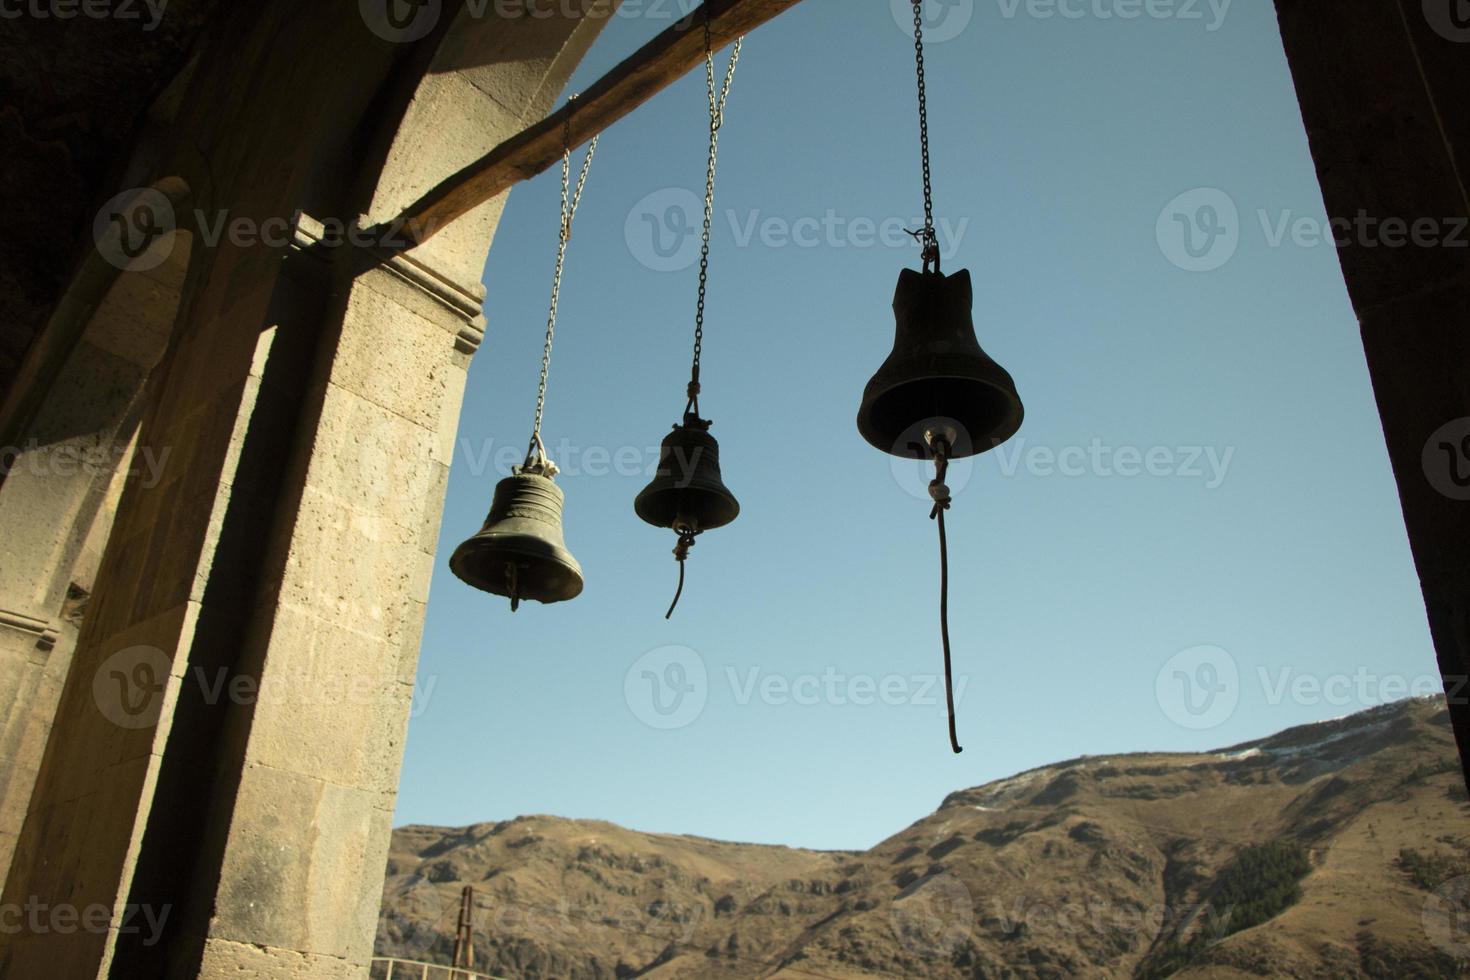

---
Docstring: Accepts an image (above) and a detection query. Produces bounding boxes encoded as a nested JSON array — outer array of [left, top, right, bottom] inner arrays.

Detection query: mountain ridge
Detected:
[[377, 696, 1469, 979]]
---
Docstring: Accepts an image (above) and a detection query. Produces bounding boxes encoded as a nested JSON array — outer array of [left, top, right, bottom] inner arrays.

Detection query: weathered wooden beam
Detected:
[[398, 0, 804, 243]]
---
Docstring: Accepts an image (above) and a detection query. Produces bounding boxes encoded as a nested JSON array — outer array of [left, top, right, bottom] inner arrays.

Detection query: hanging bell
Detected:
[[449, 469, 584, 610], [635, 416, 740, 534], [857, 267, 1024, 459]]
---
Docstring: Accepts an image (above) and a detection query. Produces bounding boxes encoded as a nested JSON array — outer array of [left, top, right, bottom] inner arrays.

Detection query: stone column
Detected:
[[0, 7, 407, 977], [1, 5, 612, 979], [0, 235, 188, 883], [118, 219, 486, 979], [1274, 0, 1470, 777]]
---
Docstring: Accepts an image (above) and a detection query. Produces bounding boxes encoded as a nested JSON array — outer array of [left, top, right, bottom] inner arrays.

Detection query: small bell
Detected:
[[449, 468, 584, 611], [635, 417, 741, 534], [857, 267, 1024, 460], [635, 413, 740, 618]]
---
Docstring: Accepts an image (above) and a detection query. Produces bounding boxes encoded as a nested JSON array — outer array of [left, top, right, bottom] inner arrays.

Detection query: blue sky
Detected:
[[394, 0, 1439, 851]]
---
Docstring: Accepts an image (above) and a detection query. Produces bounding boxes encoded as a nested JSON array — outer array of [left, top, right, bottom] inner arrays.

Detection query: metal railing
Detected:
[[369, 957, 511, 980]]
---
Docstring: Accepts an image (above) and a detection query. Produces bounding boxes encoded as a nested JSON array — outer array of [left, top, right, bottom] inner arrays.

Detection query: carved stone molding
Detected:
[[0, 609, 57, 652], [286, 213, 488, 354]]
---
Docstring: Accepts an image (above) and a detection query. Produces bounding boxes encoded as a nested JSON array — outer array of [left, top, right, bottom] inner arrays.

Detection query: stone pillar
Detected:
[[1274, 0, 1470, 777], [0, 5, 611, 979], [0, 234, 188, 883], [0, 6, 405, 976], [117, 220, 485, 979]]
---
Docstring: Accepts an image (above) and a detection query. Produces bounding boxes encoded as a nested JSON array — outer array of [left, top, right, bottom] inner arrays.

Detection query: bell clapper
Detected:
[[505, 562, 521, 613]]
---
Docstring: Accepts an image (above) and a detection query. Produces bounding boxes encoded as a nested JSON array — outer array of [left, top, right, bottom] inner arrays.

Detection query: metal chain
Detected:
[[527, 104, 599, 470], [911, 0, 940, 273], [686, 18, 743, 418]]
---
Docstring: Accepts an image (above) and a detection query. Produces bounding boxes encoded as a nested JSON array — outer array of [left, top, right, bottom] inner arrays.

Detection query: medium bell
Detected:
[[857, 267, 1024, 459], [449, 470, 584, 610], [635, 417, 740, 535]]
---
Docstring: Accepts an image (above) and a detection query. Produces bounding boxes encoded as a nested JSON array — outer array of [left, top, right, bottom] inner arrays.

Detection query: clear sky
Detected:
[[393, 0, 1440, 851]]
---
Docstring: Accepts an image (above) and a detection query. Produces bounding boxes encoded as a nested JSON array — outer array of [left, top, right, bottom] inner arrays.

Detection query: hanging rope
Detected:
[[665, 529, 698, 619], [928, 434, 962, 754], [909, 0, 941, 274], [684, 16, 743, 421], [525, 99, 599, 473]]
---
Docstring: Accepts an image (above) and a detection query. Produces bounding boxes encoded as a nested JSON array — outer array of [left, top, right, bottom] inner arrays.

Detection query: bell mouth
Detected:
[[634, 488, 741, 534], [448, 537, 584, 603], [858, 376, 1024, 460]]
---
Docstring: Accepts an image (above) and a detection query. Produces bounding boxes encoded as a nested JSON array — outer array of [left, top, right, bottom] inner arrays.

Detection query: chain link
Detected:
[[527, 106, 599, 469], [911, 0, 940, 273], [687, 17, 743, 418]]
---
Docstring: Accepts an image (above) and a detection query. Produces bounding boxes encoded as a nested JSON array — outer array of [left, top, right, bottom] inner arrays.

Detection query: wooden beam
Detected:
[[397, 0, 804, 244]]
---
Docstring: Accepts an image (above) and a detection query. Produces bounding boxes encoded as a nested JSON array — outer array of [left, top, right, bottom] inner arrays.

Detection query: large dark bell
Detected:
[[857, 267, 1023, 459], [449, 471, 584, 608], [634, 420, 740, 533]]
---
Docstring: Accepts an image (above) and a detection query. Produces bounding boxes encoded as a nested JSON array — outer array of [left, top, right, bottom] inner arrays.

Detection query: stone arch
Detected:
[[0, 5, 619, 979]]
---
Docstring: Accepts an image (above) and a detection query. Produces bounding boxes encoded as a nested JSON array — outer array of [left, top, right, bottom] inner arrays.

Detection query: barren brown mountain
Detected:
[[376, 697, 1470, 979]]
